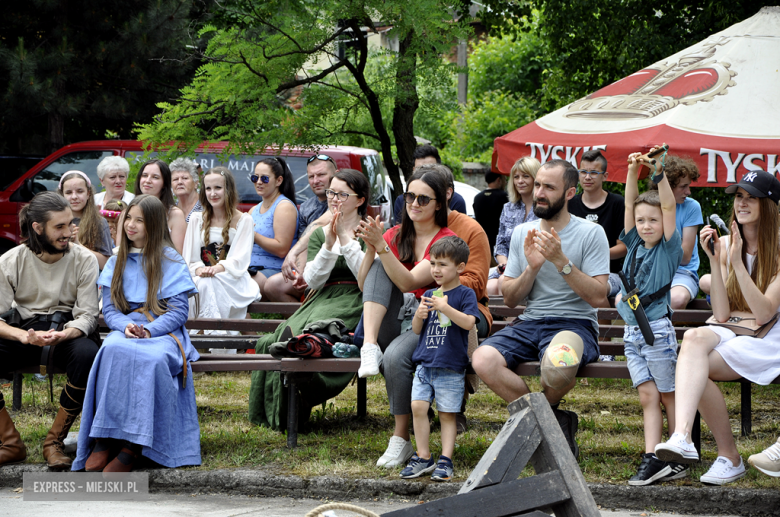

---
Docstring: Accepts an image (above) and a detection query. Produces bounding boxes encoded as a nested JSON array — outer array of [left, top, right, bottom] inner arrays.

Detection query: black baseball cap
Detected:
[[725, 170, 780, 204]]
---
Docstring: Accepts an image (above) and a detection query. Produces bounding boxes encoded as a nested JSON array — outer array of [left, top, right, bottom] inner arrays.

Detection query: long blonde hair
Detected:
[[199, 166, 239, 260], [58, 172, 102, 252], [111, 195, 175, 316], [725, 196, 780, 311], [508, 157, 541, 204]]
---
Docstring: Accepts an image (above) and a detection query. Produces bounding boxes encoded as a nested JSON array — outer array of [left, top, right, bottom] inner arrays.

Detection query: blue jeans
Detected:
[[411, 366, 465, 413], [624, 317, 678, 392]]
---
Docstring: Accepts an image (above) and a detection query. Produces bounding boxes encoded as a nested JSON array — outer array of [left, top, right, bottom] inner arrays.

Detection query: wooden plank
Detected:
[[195, 353, 274, 361], [459, 406, 540, 493], [248, 301, 301, 316], [280, 358, 360, 373], [516, 394, 600, 517], [191, 360, 281, 372], [382, 471, 570, 517]]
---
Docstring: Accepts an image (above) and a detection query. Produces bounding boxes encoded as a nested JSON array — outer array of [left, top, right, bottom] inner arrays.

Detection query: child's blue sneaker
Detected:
[[399, 454, 436, 479], [431, 456, 453, 481]]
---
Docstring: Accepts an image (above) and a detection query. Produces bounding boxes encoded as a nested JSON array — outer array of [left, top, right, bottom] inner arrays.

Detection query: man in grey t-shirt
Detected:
[[472, 159, 610, 458]]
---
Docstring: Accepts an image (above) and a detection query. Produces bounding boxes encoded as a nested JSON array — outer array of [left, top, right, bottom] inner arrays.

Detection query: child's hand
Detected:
[[699, 224, 720, 261], [627, 152, 644, 174], [415, 297, 431, 320], [429, 293, 449, 312]]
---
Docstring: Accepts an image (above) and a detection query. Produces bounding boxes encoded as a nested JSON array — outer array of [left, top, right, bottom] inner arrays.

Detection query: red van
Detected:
[[0, 140, 391, 254]]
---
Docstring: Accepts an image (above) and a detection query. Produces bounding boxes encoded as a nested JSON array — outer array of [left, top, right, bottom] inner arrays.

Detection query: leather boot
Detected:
[[43, 407, 78, 470], [0, 406, 27, 466]]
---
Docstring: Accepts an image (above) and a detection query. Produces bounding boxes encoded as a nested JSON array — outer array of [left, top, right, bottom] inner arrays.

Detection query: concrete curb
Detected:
[[1, 464, 779, 516]]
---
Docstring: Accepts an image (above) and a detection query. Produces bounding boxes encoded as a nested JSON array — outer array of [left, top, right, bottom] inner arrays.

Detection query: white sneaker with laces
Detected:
[[376, 436, 414, 468], [748, 436, 780, 477], [700, 456, 746, 485], [358, 343, 382, 378], [655, 432, 699, 463]]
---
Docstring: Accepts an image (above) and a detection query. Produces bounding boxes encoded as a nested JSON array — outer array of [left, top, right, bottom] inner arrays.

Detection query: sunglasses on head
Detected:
[[403, 192, 436, 207], [250, 174, 271, 184], [307, 154, 336, 166]]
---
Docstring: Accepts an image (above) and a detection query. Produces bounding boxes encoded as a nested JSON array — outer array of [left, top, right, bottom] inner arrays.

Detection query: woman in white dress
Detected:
[[655, 170, 780, 485], [183, 167, 259, 342]]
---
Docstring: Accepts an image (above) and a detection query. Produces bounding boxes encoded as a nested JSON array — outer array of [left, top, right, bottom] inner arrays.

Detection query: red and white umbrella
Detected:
[[492, 6, 780, 186]]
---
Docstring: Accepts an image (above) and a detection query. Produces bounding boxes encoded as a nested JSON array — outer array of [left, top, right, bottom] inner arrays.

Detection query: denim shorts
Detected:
[[672, 269, 699, 300], [624, 317, 678, 393], [479, 317, 600, 371], [411, 365, 465, 413]]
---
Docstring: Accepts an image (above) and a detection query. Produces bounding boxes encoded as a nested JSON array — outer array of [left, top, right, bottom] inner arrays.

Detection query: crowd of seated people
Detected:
[[1, 147, 779, 487]]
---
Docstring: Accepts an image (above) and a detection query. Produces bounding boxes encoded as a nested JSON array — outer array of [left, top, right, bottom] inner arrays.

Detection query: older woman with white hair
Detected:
[[94, 156, 135, 209], [171, 157, 202, 223]]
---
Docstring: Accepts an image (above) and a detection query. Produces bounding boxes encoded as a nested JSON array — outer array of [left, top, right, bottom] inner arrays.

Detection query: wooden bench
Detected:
[[9, 299, 778, 452]]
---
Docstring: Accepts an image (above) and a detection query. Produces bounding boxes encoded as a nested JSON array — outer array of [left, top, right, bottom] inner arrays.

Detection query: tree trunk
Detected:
[[48, 112, 64, 153], [392, 31, 419, 187]]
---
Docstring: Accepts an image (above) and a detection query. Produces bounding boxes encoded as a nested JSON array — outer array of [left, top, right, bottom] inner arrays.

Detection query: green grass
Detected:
[[7, 371, 780, 488]]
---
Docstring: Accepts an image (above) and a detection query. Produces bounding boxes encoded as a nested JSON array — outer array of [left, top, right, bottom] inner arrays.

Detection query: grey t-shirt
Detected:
[[297, 196, 328, 240], [504, 215, 610, 329]]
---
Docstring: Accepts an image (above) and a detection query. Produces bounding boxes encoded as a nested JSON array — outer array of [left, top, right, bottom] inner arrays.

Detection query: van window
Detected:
[[194, 154, 312, 204], [360, 154, 387, 205], [24, 151, 112, 195]]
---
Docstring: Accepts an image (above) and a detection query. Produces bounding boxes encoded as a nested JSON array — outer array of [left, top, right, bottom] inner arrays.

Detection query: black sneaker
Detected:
[[552, 408, 579, 460], [629, 453, 672, 486], [659, 461, 689, 482]]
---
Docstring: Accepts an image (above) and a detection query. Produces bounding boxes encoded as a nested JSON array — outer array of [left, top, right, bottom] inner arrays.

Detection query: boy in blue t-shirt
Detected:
[[401, 236, 480, 482], [619, 148, 684, 486]]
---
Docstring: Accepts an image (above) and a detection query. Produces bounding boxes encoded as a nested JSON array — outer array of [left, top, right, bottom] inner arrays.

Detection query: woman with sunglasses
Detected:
[[352, 166, 456, 462], [249, 169, 370, 430], [248, 157, 299, 298], [133, 159, 187, 254], [486, 156, 540, 295]]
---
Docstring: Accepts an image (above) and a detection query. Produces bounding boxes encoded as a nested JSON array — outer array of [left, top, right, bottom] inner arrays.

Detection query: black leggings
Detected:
[[0, 321, 99, 412]]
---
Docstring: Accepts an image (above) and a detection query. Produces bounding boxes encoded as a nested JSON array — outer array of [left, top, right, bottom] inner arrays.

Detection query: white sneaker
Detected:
[[700, 456, 746, 485], [655, 432, 699, 464], [748, 436, 780, 477], [376, 436, 414, 468], [358, 343, 382, 378]]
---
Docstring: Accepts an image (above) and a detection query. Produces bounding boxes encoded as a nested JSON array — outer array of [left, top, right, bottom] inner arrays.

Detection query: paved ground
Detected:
[[0, 487, 744, 517]]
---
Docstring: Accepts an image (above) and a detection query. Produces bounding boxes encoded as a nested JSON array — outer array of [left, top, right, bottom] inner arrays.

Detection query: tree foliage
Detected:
[[138, 0, 476, 195], [0, 0, 204, 154], [536, 0, 776, 111]]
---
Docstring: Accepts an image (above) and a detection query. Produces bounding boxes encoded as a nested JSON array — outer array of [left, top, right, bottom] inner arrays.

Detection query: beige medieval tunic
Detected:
[[0, 244, 100, 337]]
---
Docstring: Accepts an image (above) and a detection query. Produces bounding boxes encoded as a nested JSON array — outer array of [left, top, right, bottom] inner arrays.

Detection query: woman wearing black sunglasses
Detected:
[[353, 165, 456, 467], [247, 157, 299, 298]]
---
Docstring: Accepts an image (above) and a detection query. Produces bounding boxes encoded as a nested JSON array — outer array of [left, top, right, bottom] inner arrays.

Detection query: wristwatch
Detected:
[[377, 245, 391, 255], [559, 260, 573, 276]]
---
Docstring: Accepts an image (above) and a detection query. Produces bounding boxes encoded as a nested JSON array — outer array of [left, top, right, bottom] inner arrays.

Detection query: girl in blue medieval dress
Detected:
[[72, 194, 200, 472]]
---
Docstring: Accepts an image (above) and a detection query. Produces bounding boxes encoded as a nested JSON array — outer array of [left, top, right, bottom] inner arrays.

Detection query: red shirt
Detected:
[[383, 225, 457, 299]]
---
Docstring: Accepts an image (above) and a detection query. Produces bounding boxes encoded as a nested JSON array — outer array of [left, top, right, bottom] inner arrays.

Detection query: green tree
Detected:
[[137, 0, 489, 195], [0, 0, 204, 154], [537, 0, 776, 111], [426, 14, 548, 168]]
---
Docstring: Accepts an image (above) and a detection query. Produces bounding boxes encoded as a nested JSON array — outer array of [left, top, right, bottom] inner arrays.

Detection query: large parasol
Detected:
[[492, 6, 780, 186]]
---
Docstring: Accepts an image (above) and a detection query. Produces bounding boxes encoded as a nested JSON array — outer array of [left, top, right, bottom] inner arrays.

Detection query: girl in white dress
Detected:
[[655, 170, 780, 485], [183, 167, 259, 342]]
